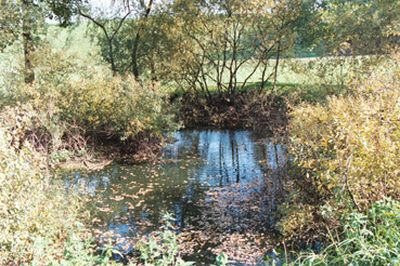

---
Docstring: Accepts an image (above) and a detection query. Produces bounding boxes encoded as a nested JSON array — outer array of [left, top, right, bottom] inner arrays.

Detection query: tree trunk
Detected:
[[131, 33, 140, 78], [130, 0, 154, 79], [272, 40, 281, 93], [22, 0, 35, 84]]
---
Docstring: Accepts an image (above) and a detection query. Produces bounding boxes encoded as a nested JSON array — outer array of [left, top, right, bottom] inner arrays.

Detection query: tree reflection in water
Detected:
[[64, 129, 286, 264]]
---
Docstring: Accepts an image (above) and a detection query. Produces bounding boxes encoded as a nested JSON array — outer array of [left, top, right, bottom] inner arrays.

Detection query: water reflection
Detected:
[[64, 129, 286, 254]]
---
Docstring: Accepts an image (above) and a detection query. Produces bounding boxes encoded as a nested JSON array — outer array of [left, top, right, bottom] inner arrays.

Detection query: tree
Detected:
[[289, 0, 400, 87], [170, 0, 304, 101], [78, 5, 132, 75], [0, 0, 83, 84], [79, 0, 160, 79], [0, 1, 21, 51], [315, 0, 400, 56]]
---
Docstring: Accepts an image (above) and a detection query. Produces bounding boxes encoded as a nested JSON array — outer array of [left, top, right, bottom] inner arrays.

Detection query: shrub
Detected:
[[0, 115, 87, 264], [58, 75, 176, 141], [179, 90, 287, 131], [5, 46, 177, 159], [0, 106, 121, 264], [280, 55, 400, 242]]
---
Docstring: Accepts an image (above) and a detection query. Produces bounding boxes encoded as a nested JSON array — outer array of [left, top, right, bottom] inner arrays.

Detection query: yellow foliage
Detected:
[[281, 55, 400, 241], [8, 47, 177, 143], [291, 67, 400, 206], [0, 115, 88, 264]]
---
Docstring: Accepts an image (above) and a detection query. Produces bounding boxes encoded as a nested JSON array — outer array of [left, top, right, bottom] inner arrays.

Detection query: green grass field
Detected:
[[47, 22, 99, 59]]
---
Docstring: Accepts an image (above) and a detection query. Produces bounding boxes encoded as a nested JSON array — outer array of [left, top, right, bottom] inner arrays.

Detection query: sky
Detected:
[[89, 0, 116, 10]]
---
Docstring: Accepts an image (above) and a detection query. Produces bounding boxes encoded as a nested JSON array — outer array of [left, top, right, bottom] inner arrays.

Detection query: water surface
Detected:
[[64, 129, 286, 263]]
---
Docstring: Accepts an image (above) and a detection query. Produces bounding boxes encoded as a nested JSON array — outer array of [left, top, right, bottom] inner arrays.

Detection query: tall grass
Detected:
[[296, 199, 400, 265]]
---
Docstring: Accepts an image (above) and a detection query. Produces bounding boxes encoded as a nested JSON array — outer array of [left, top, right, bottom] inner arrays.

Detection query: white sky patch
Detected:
[[89, 0, 118, 10], [47, 0, 168, 23]]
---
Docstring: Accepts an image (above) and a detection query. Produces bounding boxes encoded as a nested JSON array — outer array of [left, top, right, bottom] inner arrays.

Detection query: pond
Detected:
[[64, 129, 287, 265]]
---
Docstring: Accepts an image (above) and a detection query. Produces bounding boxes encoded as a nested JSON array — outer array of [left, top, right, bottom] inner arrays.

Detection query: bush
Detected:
[[58, 75, 176, 141], [279, 55, 400, 242], [0, 115, 93, 264], [4, 46, 177, 159], [0, 105, 122, 264]]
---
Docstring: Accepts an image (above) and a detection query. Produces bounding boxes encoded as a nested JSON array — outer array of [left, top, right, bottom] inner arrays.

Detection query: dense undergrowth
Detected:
[[0, 121, 100, 264], [274, 55, 400, 264], [0, 47, 182, 264], [1, 47, 178, 166], [2, 47, 399, 265], [0, 48, 199, 265]]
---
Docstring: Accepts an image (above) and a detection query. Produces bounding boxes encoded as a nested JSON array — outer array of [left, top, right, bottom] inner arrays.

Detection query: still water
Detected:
[[64, 129, 286, 263]]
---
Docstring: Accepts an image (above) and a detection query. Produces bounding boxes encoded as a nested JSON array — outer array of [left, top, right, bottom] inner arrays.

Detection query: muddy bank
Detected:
[[176, 91, 288, 133]]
